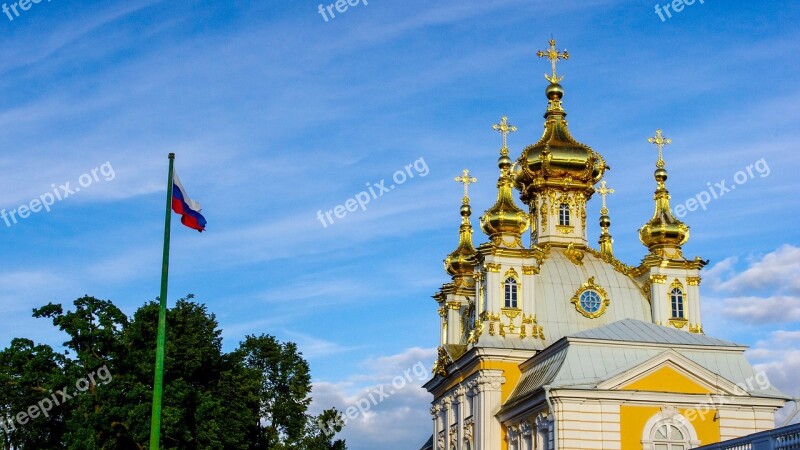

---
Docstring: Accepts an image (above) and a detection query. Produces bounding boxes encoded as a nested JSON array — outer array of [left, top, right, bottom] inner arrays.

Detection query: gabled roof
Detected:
[[571, 318, 740, 347], [499, 320, 786, 419]]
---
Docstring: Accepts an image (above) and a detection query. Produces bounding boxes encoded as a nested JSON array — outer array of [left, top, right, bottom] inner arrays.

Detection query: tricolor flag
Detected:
[[171, 171, 207, 232]]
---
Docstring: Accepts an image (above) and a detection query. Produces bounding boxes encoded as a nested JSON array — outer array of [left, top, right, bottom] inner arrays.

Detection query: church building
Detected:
[[421, 39, 788, 450]]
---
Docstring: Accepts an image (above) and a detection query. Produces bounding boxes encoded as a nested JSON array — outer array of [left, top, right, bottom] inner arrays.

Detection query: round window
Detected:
[[579, 290, 603, 313]]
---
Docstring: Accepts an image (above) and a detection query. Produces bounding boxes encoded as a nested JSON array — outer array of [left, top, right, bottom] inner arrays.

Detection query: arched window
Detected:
[[504, 278, 518, 309], [671, 288, 685, 319], [558, 203, 570, 226], [642, 409, 700, 450], [652, 422, 688, 449]]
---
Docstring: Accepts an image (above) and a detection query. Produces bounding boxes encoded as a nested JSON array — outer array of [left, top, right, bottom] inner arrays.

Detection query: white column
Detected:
[[456, 387, 467, 450], [431, 404, 442, 450], [520, 420, 533, 450], [473, 371, 505, 449], [443, 396, 453, 450], [688, 277, 702, 326]]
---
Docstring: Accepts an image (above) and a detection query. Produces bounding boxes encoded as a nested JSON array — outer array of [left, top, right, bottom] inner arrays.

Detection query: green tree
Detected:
[[0, 339, 69, 450], [0, 295, 347, 450]]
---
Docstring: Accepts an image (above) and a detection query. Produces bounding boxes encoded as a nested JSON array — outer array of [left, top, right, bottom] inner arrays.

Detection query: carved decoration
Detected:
[[564, 243, 584, 266], [432, 346, 452, 377]]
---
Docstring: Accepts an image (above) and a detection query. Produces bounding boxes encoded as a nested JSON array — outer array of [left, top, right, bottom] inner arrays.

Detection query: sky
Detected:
[[0, 0, 798, 448]]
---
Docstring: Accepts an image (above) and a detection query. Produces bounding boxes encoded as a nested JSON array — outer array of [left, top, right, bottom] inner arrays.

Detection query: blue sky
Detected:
[[0, 0, 798, 448]]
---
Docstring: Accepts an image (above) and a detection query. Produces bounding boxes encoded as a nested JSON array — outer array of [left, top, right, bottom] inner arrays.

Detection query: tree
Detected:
[[0, 295, 347, 449], [0, 339, 69, 450]]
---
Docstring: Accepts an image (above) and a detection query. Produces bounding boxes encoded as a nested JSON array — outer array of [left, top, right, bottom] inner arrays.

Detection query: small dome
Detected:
[[481, 156, 529, 240], [639, 209, 690, 249], [639, 168, 689, 250], [444, 204, 478, 276]]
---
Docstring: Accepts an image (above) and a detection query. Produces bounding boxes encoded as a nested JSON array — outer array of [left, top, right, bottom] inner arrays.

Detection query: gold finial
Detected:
[[597, 180, 615, 215], [454, 169, 477, 204], [648, 129, 672, 169], [492, 116, 517, 155], [537, 38, 569, 84]]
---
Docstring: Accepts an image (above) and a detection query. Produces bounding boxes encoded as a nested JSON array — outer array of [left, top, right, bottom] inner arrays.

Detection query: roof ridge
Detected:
[[570, 319, 740, 347]]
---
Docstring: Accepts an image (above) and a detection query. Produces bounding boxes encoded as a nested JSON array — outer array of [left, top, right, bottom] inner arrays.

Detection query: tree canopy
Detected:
[[0, 295, 346, 450]]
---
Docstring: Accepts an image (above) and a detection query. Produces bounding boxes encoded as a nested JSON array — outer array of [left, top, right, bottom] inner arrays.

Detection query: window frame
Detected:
[[558, 203, 571, 226]]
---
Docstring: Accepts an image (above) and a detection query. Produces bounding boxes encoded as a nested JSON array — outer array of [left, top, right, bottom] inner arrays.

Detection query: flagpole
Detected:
[[149, 152, 175, 449]]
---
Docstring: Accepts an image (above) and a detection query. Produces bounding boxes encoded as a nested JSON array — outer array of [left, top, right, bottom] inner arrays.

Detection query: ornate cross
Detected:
[[454, 169, 477, 203], [648, 129, 672, 168], [492, 116, 517, 154], [537, 38, 569, 83], [597, 180, 615, 215]]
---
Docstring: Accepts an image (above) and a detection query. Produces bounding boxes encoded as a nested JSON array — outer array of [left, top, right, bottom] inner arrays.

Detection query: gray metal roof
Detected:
[[570, 318, 741, 347], [420, 435, 433, 450], [501, 320, 786, 416]]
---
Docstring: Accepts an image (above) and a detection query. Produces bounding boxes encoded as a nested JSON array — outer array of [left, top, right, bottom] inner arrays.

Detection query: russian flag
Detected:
[[172, 171, 207, 232]]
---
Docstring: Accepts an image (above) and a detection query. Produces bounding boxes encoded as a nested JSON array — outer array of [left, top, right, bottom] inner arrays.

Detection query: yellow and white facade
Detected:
[[422, 39, 788, 450]]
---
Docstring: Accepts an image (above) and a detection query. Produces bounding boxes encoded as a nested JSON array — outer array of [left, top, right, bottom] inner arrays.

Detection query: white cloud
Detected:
[[703, 246, 800, 324], [310, 347, 437, 450], [722, 296, 800, 324], [282, 331, 362, 359], [710, 245, 800, 294], [746, 330, 800, 425]]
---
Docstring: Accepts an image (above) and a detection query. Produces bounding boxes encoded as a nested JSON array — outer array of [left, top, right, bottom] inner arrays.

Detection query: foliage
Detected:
[[0, 295, 346, 450]]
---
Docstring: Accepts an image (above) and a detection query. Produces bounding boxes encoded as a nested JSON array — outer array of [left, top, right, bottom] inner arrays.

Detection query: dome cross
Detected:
[[537, 38, 570, 84], [455, 169, 477, 204], [648, 129, 672, 169], [597, 180, 615, 215], [492, 116, 517, 155]]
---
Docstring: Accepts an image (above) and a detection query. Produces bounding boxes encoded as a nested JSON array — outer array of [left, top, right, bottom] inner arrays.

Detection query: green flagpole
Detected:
[[149, 152, 175, 449]]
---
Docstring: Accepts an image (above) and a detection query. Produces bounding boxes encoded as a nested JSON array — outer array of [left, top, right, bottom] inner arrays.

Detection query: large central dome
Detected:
[[515, 82, 607, 204]]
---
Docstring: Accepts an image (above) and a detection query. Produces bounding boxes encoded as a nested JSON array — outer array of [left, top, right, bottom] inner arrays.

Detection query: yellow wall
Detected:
[[620, 405, 720, 450], [621, 365, 711, 394]]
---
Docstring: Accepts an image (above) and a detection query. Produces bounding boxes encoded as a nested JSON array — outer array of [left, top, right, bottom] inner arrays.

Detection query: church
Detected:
[[421, 39, 789, 450]]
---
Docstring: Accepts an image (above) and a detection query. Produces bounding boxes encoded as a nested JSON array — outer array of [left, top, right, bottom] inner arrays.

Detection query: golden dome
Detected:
[[516, 82, 607, 203], [480, 169, 529, 239], [445, 170, 478, 277], [639, 167, 689, 250], [445, 203, 478, 276], [481, 118, 530, 240]]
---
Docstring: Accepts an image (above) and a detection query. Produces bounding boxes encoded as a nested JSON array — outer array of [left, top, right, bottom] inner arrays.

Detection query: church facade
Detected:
[[421, 40, 788, 450]]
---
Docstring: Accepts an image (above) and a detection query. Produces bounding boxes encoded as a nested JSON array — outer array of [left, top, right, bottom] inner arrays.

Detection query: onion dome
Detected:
[[445, 170, 478, 276], [639, 130, 690, 251], [480, 117, 529, 241], [515, 81, 607, 204]]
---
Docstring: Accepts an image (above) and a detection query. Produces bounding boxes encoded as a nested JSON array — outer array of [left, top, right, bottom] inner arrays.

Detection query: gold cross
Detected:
[[492, 116, 517, 154], [597, 180, 615, 215], [648, 129, 672, 168], [537, 38, 569, 84], [454, 169, 477, 204]]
